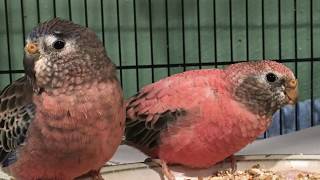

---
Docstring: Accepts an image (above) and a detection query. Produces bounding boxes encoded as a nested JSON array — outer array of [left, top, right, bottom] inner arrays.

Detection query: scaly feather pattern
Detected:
[[0, 77, 35, 166]]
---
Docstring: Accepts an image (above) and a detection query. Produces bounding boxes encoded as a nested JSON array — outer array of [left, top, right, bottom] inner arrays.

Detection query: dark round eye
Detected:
[[53, 40, 65, 50], [266, 73, 278, 82]]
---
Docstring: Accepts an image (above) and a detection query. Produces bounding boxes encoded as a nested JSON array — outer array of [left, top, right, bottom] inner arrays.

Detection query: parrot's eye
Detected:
[[53, 40, 65, 50], [266, 73, 278, 82]]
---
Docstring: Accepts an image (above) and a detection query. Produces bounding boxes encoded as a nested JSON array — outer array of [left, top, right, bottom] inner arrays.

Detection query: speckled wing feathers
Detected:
[[0, 77, 35, 166], [126, 92, 186, 148]]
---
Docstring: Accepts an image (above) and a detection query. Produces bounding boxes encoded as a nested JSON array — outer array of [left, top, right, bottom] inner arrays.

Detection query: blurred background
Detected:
[[0, 0, 319, 138]]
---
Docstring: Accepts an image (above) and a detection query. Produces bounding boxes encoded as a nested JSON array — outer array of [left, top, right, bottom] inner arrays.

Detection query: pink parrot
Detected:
[[0, 18, 124, 180], [125, 60, 298, 180]]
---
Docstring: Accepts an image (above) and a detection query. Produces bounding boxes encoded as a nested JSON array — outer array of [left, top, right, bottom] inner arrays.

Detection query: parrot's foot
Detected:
[[230, 155, 237, 172], [91, 173, 103, 180], [197, 177, 204, 180], [159, 160, 175, 180], [145, 158, 175, 180], [75, 170, 103, 180], [225, 155, 237, 172]]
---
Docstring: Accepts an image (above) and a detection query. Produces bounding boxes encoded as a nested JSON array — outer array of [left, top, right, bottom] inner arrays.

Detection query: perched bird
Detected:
[[0, 18, 124, 180], [125, 60, 298, 180]]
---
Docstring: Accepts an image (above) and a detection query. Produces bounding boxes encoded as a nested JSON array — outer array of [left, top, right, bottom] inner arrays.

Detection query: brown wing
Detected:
[[0, 76, 35, 167]]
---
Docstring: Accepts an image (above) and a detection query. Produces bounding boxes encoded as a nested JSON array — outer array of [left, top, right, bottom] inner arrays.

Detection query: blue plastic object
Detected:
[[267, 98, 320, 137]]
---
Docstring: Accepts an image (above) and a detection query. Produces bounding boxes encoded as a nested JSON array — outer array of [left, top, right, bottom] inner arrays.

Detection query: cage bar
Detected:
[[278, 0, 283, 135], [100, 0, 105, 45], [213, 0, 217, 68], [229, 0, 233, 62], [36, 0, 40, 23], [262, 0, 265, 59], [245, 0, 249, 61], [181, 0, 187, 71], [68, 0, 72, 20], [133, 0, 139, 91], [148, 0, 155, 82], [84, 0, 88, 27], [197, 0, 202, 68], [262, 0, 266, 138], [165, 0, 171, 75], [116, 0, 123, 87], [293, 0, 298, 131], [310, 0, 314, 126], [20, 0, 26, 43], [4, 0, 12, 83], [53, 0, 56, 18]]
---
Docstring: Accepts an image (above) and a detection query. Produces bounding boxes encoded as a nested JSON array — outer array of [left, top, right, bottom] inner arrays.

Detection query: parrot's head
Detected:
[[226, 60, 298, 117], [23, 18, 114, 94]]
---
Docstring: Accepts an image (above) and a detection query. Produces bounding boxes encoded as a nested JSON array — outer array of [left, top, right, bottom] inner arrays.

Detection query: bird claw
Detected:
[[91, 173, 104, 180], [225, 155, 237, 172], [75, 170, 103, 180], [147, 159, 176, 180]]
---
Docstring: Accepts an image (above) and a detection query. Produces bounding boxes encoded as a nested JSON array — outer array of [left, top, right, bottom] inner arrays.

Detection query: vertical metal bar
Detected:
[[116, 0, 123, 87], [310, 0, 314, 126], [165, 0, 171, 75], [36, 0, 40, 23], [213, 0, 217, 68], [262, 0, 267, 138], [84, 0, 88, 27], [133, 0, 139, 91], [53, 0, 57, 18], [293, 0, 298, 131], [148, 0, 154, 82], [181, 0, 186, 71], [197, 0, 202, 68], [262, 0, 265, 59], [278, 0, 283, 135], [68, 0, 72, 21], [4, 0, 12, 82], [20, 0, 26, 43], [229, 0, 233, 62], [100, 0, 105, 45], [245, 0, 249, 61]]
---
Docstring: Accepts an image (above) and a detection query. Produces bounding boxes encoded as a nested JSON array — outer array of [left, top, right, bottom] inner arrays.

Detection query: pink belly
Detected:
[[158, 132, 256, 168], [8, 85, 124, 180], [9, 116, 123, 180], [154, 102, 270, 168]]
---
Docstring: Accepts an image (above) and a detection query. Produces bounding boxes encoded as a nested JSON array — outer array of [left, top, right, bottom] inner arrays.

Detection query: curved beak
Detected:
[[23, 42, 41, 93], [23, 42, 40, 74], [24, 42, 39, 54], [285, 79, 298, 104]]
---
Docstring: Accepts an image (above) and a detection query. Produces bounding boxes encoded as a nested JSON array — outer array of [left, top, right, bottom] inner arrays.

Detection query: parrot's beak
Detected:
[[24, 42, 39, 54], [23, 42, 41, 93], [23, 42, 40, 73], [285, 79, 298, 104]]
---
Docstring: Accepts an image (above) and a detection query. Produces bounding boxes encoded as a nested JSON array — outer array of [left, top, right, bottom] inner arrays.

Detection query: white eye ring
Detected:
[[44, 35, 58, 47]]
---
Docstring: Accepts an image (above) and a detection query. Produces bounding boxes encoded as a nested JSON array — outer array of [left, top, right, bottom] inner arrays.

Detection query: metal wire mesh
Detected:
[[0, 0, 319, 138]]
